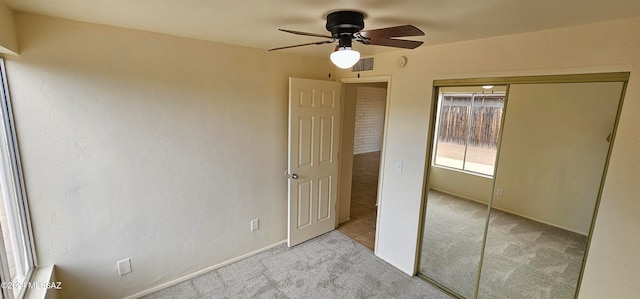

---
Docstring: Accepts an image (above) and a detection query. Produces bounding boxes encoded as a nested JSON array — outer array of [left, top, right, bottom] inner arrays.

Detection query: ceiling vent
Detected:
[[351, 57, 374, 72]]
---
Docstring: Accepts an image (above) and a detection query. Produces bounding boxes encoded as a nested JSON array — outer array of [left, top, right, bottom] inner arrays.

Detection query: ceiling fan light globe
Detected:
[[330, 48, 360, 69]]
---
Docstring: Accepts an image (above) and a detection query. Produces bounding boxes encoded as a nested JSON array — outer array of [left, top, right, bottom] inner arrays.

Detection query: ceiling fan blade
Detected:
[[359, 25, 425, 39], [268, 40, 334, 51], [364, 38, 424, 49], [279, 29, 333, 39]]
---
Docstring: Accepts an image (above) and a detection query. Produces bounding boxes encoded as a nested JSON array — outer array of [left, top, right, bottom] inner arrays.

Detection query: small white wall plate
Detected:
[[397, 56, 407, 68]]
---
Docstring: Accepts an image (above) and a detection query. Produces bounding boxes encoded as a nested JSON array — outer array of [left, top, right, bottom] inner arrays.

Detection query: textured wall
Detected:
[[6, 13, 327, 298], [353, 86, 387, 154]]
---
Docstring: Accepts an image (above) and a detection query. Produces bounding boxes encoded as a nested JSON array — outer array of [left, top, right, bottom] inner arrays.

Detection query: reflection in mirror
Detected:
[[478, 82, 624, 298], [419, 86, 507, 298], [420, 189, 488, 298], [433, 88, 506, 176]]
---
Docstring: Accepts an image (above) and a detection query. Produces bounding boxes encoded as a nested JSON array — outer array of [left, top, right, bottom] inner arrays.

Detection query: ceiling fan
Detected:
[[269, 10, 425, 69]]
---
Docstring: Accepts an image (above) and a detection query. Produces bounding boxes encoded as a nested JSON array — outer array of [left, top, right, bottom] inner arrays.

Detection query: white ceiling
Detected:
[[5, 0, 640, 58]]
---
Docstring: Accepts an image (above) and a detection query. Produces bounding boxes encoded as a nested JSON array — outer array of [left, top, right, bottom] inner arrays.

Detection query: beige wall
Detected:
[[337, 17, 640, 298], [5, 13, 327, 299], [493, 82, 622, 235], [429, 166, 493, 203], [0, 0, 18, 54]]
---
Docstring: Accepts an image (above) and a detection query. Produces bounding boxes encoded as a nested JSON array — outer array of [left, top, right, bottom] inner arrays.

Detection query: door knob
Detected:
[[284, 171, 299, 179]]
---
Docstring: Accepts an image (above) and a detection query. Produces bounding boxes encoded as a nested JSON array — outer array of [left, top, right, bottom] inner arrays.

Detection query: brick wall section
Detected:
[[353, 86, 387, 154]]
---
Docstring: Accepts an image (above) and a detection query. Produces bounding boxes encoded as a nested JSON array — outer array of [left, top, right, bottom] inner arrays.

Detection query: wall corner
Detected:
[[0, 0, 19, 55]]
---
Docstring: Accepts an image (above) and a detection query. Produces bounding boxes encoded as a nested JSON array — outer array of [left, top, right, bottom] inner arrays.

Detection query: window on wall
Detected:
[[433, 89, 506, 177], [0, 58, 36, 299]]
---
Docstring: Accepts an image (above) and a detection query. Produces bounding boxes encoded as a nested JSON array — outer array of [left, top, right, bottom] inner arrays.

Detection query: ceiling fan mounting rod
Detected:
[[337, 34, 353, 48]]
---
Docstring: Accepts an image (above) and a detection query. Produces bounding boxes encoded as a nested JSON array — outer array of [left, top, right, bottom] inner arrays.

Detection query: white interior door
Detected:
[[287, 77, 341, 247]]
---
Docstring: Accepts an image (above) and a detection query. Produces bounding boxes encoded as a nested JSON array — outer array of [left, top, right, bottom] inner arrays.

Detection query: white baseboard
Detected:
[[124, 240, 287, 299]]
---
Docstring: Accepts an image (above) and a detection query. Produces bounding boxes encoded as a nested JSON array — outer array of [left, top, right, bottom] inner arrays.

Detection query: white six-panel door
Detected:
[[287, 77, 341, 247]]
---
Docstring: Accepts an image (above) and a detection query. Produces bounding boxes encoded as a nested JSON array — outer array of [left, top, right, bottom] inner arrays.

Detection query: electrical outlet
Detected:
[[251, 218, 259, 231], [496, 188, 504, 197], [117, 258, 132, 276]]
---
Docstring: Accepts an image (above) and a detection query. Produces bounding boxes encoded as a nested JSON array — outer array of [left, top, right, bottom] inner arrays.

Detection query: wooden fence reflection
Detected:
[[438, 95, 504, 149]]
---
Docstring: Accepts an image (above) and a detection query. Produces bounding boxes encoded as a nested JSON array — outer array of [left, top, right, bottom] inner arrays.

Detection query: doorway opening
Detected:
[[337, 82, 388, 250]]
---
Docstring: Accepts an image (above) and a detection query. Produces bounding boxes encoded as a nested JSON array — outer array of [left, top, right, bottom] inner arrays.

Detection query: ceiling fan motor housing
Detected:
[[326, 11, 365, 37]]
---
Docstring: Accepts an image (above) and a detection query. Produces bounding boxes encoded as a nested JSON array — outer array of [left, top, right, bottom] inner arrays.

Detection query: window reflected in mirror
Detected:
[[433, 88, 505, 177]]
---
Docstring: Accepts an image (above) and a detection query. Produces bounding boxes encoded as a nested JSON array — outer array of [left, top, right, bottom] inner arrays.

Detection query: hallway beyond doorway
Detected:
[[337, 151, 380, 250]]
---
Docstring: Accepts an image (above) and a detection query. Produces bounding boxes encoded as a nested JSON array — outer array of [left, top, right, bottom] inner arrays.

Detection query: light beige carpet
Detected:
[[143, 230, 451, 299], [420, 190, 586, 299]]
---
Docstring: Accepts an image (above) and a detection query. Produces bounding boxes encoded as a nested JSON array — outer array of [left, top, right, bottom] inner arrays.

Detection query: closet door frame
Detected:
[[416, 72, 630, 299]]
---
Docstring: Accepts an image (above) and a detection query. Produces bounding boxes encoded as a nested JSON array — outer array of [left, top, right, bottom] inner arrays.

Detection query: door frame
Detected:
[[336, 75, 392, 252]]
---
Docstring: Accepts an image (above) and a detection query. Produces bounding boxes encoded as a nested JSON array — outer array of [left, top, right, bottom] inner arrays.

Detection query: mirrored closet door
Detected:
[[419, 86, 507, 298], [418, 73, 628, 299]]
